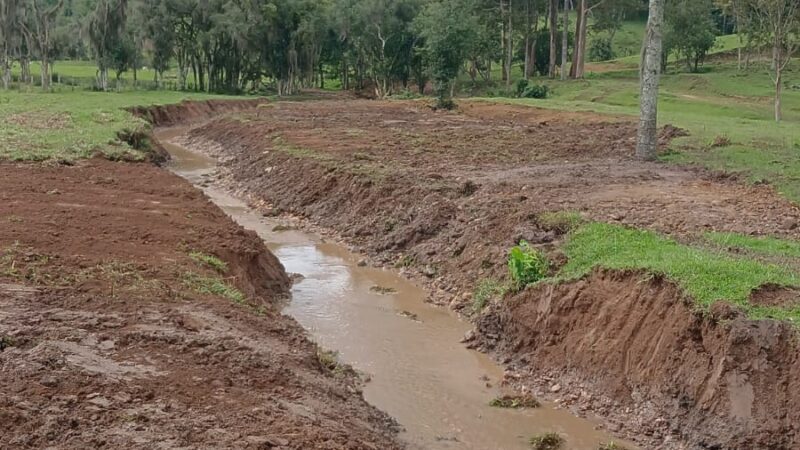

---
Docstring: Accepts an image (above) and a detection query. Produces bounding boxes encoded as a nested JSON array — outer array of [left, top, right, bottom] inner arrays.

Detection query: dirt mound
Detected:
[[128, 98, 268, 127], [170, 98, 800, 448], [475, 269, 800, 449], [0, 160, 401, 449]]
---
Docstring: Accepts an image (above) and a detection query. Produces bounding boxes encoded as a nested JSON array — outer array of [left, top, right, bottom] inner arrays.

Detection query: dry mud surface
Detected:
[[177, 98, 800, 449], [0, 158, 401, 449]]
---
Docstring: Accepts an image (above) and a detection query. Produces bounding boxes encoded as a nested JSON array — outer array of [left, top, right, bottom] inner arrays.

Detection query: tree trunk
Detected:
[[569, 0, 582, 78], [507, 0, 513, 87], [41, 50, 49, 91], [501, 0, 508, 82], [548, 0, 558, 78], [524, 0, 531, 79], [561, 0, 568, 81], [775, 67, 782, 122], [576, 0, 588, 78], [636, 0, 665, 161]]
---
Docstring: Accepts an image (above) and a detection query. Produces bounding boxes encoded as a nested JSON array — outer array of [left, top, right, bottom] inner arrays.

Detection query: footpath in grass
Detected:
[[0, 90, 233, 161], [557, 222, 800, 323]]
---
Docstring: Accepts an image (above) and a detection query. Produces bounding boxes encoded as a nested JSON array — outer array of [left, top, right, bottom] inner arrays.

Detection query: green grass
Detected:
[[182, 272, 246, 305], [705, 232, 800, 259], [472, 278, 507, 312], [489, 394, 540, 409], [0, 90, 234, 161], [538, 210, 584, 233], [189, 251, 229, 273], [559, 223, 800, 322]]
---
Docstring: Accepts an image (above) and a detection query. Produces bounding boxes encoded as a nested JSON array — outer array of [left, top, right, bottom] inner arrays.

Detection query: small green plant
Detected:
[[508, 241, 549, 290], [529, 432, 563, 450], [516, 78, 530, 97], [538, 211, 584, 233], [189, 251, 228, 273], [183, 272, 245, 305], [472, 278, 507, 312], [315, 346, 352, 378], [598, 442, 630, 450], [489, 394, 540, 409]]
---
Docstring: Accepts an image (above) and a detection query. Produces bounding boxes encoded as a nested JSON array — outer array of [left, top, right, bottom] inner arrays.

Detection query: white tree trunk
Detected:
[[775, 66, 782, 122], [635, 0, 665, 161]]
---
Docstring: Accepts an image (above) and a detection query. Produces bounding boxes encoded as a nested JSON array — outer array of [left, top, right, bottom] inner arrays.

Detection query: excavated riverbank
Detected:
[[167, 98, 800, 449]]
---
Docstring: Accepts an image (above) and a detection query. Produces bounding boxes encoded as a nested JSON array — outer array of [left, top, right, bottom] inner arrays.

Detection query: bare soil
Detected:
[[175, 98, 800, 449], [0, 157, 401, 449]]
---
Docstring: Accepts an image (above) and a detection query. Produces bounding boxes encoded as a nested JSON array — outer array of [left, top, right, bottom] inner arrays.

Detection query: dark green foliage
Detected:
[[588, 37, 616, 62], [664, 0, 717, 72], [520, 84, 548, 99]]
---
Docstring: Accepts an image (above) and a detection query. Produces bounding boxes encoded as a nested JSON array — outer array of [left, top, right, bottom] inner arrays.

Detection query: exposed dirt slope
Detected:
[[128, 98, 268, 127], [0, 159, 401, 449], [172, 98, 800, 449], [475, 269, 800, 449]]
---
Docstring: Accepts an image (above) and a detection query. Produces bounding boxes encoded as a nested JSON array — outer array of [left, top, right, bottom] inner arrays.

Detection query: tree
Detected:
[[664, 0, 717, 72], [88, 0, 128, 91], [415, 0, 477, 108], [28, 0, 63, 91], [636, 0, 665, 161], [746, 0, 799, 122], [0, 0, 22, 89], [548, 0, 558, 77]]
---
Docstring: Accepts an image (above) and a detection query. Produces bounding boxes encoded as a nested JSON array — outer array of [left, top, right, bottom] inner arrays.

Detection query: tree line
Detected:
[[0, 0, 797, 114]]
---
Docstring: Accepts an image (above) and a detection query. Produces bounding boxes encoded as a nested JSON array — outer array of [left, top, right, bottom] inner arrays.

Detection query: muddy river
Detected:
[[157, 128, 633, 450]]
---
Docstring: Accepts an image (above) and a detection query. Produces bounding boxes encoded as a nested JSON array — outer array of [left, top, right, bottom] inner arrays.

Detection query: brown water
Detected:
[[157, 128, 634, 450]]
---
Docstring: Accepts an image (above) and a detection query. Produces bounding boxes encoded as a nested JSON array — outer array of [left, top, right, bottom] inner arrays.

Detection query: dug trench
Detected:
[[164, 97, 800, 449], [0, 99, 403, 449]]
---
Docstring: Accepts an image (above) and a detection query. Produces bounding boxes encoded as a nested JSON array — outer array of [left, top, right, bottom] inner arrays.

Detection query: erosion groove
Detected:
[[172, 98, 800, 449]]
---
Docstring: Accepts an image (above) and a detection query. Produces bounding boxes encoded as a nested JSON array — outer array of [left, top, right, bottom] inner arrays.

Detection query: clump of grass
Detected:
[[0, 335, 15, 351], [189, 251, 228, 273], [489, 394, 540, 409], [560, 223, 800, 321], [183, 272, 245, 305], [538, 211, 584, 233], [508, 241, 550, 290], [598, 442, 630, 450], [472, 278, 507, 312], [370, 285, 397, 295], [315, 346, 353, 378], [529, 432, 563, 450], [395, 254, 415, 268], [705, 232, 800, 259]]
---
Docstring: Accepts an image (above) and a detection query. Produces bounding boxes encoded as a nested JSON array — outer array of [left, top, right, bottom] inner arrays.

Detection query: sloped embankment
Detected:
[[475, 269, 800, 449], [0, 100, 403, 449], [172, 99, 800, 449]]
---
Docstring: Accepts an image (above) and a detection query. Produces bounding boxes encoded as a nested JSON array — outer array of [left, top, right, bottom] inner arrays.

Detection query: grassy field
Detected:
[[558, 223, 800, 322], [0, 90, 232, 161]]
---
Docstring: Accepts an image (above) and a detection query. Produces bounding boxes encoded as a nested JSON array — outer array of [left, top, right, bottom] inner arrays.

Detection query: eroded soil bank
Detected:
[[173, 98, 800, 449], [0, 158, 402, 448]]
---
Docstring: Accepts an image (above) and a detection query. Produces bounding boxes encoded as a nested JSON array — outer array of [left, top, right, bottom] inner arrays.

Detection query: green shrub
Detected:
[[521, 84, 549, 99], [508, 241, 549, 289], [516, 78, 530, 97], [589, 37, 616, 62]]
